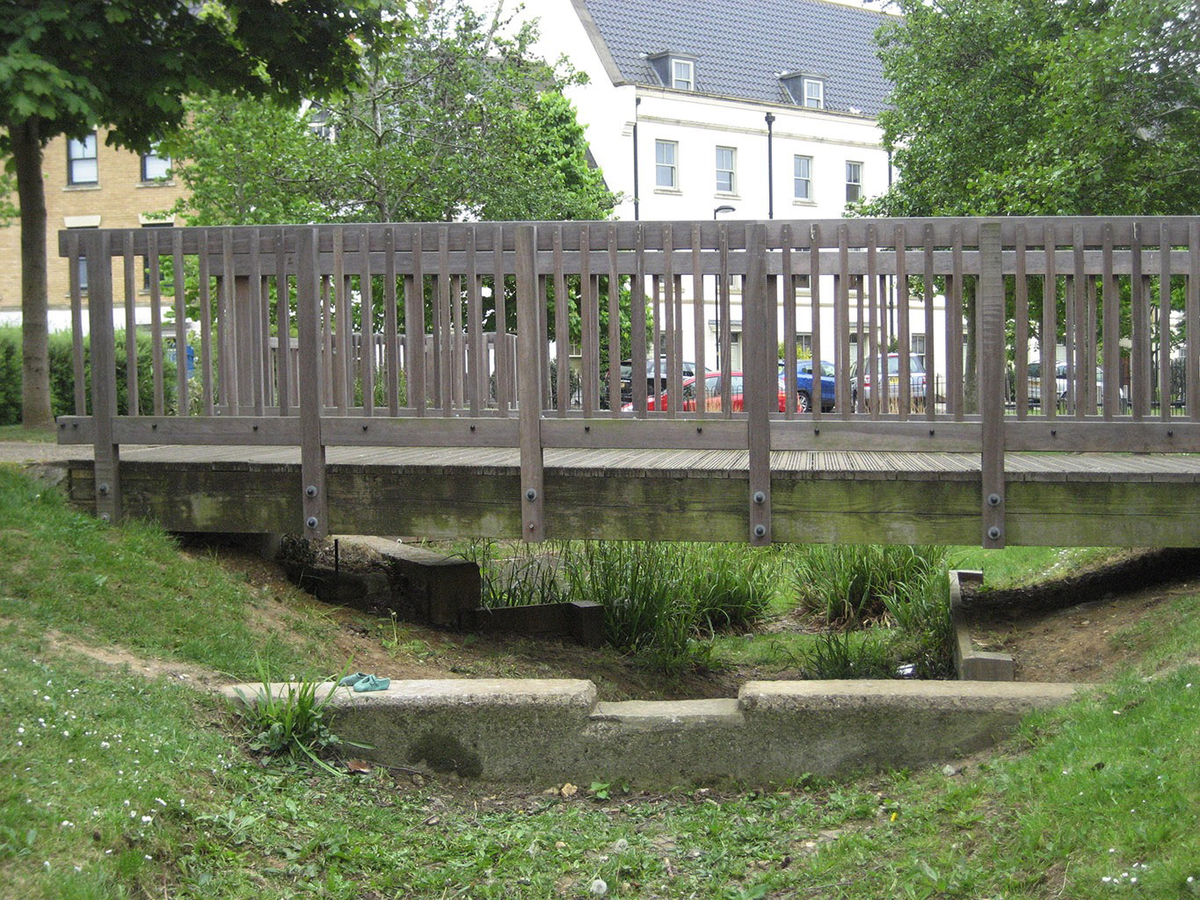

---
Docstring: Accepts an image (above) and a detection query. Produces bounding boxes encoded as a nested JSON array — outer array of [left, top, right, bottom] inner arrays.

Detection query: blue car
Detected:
[[782, 359, 836, 412]]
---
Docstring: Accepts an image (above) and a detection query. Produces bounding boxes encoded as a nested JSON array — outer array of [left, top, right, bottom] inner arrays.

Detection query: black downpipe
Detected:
[[765, 112, 775, 219], [632, 98, 641, 221]]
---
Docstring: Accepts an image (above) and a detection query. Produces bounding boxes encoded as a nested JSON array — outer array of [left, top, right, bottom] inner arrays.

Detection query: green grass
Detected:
[[0, 465, 340, 681], [948, 545, 1122, 590], [0, 423, 57, 442], [0, 465, 1198, 897]]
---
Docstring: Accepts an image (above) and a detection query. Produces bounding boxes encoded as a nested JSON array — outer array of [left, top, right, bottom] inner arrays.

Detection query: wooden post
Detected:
[[297, 227, 327, 540], [86, 231, 121, 524], [516, 225, 545, 542], [979, 221, 1005, 548], [745, 223, 772, 546]]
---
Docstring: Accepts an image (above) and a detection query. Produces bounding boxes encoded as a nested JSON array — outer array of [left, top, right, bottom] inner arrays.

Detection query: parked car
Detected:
[[781, 358, 836, 412], [1026, 362, 1127, 410], [613, 357, 702, 405], [623, 371, 790, 412], [850, 353, 927, 409]]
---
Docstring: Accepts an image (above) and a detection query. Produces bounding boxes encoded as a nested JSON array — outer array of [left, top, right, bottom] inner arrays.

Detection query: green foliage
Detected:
[[791, 544, 948, 627], [237, 664, 361, 775], [171, 0, 616, 226], [0, 327, 173, 425], [867, 0, 1200, 218], [461, 540, 773, 670]]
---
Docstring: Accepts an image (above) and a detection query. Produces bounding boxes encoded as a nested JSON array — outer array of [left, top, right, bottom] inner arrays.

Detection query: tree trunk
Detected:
[[12, 119, 53, 428]]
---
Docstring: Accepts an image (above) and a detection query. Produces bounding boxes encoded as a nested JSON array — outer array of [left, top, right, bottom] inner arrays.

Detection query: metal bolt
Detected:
[[305, 485, 318, 498], [584, 425, 591, 433], [987, 493, 1002, 507], [528, 523, 536, 531], [363, 423, 369, 431], [1168, 430, 1174, 438], [151, 423, 157, 430], [696, 426, 703, 434], [987, 526, 1001, 540], [753, 524, 767, 538], [814, 428, 820, 436], [1051, 429, 1057, 437], [98, 483, 110, 495], [306, 516, 319, 530], [929, 429, 935, 437], [253, 424, 258, 431], [753, 491, 766, 505], [470, 425, 476, 432], [525, 488, 538, 501], [100, 513, 110, 523]]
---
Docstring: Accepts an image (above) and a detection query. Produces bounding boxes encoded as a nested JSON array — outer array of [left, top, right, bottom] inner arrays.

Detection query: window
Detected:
[[794, 155, 812, 201], [715, 146, 736, 193], [655, 140, 678, 189], [141, 148, 171, 181], [672, 58, 694, 91], [845, 161, 863, 203], [67, 133, 98, 185], [803, 77, 824, 109]]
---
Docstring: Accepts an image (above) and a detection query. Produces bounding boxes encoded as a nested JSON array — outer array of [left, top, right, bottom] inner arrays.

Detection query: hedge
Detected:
[[0, 327, 175, 426]]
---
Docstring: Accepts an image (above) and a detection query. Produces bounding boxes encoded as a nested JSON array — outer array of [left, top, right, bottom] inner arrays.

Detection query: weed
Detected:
[[235, 662, 362, 775]]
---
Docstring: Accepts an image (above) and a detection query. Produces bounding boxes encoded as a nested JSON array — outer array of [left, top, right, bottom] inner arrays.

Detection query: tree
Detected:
[[866, 0, 1200, 218], [0, 0, 391, 427], [169, 0, 617, 226], [860, 0, 1200, 405]]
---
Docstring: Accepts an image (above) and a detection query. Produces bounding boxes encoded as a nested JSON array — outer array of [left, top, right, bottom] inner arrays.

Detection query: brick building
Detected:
[[0, 128, 186, 331]]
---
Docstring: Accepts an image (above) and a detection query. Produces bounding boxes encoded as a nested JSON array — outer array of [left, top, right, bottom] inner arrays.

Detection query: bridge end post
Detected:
[[516, 224, 545, 543], [297, 226, 327, 540], [86, 230, 121, 525], [979, 221, 1005, 548], [745, 223, 773, 546]]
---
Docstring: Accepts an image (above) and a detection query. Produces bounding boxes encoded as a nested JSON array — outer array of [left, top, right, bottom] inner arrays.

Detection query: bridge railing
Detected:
[[59, 217, 1199, 545]]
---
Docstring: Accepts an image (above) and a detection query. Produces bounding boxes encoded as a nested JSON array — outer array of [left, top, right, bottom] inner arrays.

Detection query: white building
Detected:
[[513, 0, 947, 378]]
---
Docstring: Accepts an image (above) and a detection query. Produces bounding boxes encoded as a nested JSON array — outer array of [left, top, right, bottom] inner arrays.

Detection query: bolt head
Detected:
[[525, 488, 537, 501], [987, 526, 1001, 540], [987, 493, 1001, 507], [753, 491, 766, 505], [305, 485, 318, 498], [306, 516, 319, 530], [753, 524, 767, 538]]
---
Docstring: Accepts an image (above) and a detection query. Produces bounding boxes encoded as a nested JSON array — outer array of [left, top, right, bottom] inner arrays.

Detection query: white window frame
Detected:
[[655, 140, 679, 190], [803, 78, 824, 109], [141, 148, 171, 182], [67, 133, 98, 185], [846, 161, 863, 203], [672, 58, 694, 91], [793, 155, 813, 201], [715, 146, 736, 194]]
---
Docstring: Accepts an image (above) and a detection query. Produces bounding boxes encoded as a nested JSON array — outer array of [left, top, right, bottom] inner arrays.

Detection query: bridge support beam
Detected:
[[979, 221, 1005, 548]]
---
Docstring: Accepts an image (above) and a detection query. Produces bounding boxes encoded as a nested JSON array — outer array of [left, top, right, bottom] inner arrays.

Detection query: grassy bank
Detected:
[[1, 465, 1197, 897]]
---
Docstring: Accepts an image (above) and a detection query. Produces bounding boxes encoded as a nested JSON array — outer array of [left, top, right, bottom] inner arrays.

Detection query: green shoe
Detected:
[[352, 674, 391, 692]]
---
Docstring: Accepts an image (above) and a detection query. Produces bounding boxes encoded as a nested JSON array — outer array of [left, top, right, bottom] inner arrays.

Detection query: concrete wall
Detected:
[[226, 678, 1082, 785]]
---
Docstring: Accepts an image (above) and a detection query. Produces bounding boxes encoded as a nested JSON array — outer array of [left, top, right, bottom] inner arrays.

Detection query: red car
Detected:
[[624, 372, 791, 412]]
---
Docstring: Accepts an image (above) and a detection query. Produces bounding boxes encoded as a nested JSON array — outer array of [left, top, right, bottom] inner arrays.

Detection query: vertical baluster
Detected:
[[492, 226, 509, 415], [198, 232, 214, 417], [837, 225, 852, 419], [581, 225, 597, 416], [275, 227, 292, 416], [466, 227, 484, 416], [171, 230, 188, 416], [895, 224, 910, 419], [608, 226, 622, 420], [923, 224, 936, 420], [247, 231, 264, 415], [718, 224, 731, 412], [66, 231, 87, 415], [662, 225, 677, 418], [147, 229, 165, 415], [1014, 224, 1029, 420], [121, 233, 138, 416], [691, 224, 706, 419], [781, 225, 796, 419], [406, 227, 427, 416], [810, 223, 823, 417], [1188, 221, 1200, 420], [333, 227, 349, 414], [553, 226, 569, 416], [866, 224, 879, 420], [1158, 223, 1173, 420], [436, 227, 451, 415], [87, 231, 121, 523], [1130, 222, 1149, 419], [1042, 225, 1057, 420], [631, 225, 648, 417], [359, 227, 375, 416], [949, 226, 965, 420], [1102, 223, 1119, 418], [384, 226, 401, 415]]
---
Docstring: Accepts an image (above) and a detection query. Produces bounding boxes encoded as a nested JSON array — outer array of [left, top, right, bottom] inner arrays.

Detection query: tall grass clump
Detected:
[[791, 544, 947, 626], [461, 540, 773, 669]]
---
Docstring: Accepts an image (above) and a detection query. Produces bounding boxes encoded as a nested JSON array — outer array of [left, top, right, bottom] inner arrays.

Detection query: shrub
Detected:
[[0, 327, 175, 425], [791, 543, 948, 626]]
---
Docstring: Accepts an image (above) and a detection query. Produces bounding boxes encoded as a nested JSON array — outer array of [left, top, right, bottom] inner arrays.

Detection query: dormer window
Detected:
[[648, 52, 698, 91], [672, 58, 694, 91], [780, 72, 825, 109]]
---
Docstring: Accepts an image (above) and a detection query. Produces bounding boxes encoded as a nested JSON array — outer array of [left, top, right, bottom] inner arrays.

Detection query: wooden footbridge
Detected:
[[57, 217, 1200, 548]]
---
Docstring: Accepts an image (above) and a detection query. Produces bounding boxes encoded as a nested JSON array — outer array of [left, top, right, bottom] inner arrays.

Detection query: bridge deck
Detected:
[[64, 448, 1200, 547]]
